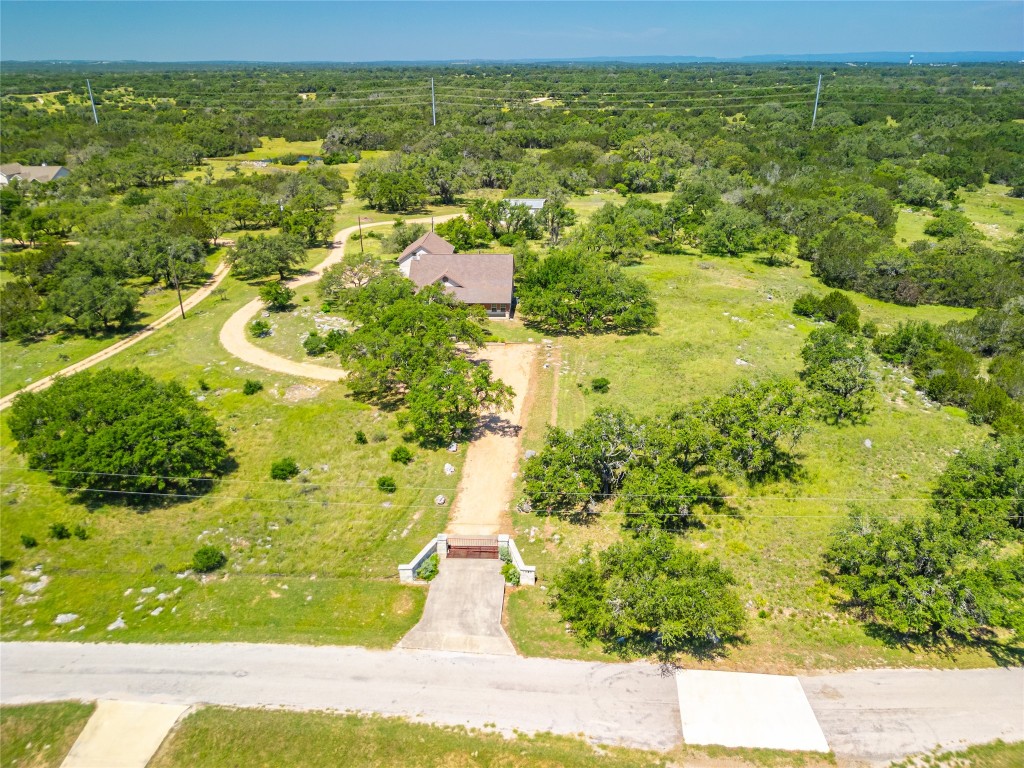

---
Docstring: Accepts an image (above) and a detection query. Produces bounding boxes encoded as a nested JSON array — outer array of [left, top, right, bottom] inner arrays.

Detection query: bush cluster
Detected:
[[270, 457, 300, 481]]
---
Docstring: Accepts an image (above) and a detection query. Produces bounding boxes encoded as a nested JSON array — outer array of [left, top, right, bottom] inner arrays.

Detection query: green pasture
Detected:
[[0, 266, 463, 646], [503, 248, 1019, 672]]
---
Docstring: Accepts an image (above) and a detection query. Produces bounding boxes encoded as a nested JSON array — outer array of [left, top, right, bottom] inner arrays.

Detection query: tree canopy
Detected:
[[9, 368, 229, 497]]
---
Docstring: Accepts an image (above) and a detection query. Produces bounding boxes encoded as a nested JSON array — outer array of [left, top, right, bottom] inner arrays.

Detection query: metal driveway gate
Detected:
[[446, 535, 500, 559]]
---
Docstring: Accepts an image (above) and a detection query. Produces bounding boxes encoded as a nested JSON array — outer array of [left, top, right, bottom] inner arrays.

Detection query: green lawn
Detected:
[[149, 706, 835, 768], [502, 249, 1021, 672], [0, 251, 224, 398], [889, 740, 1024, 768], [0, 267, 464, 646], [0, 702, 94, 768]]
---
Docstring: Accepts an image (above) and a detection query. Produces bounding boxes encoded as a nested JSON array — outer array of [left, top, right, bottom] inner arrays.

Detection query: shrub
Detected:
[[354, 430, 368, 445], [270, 457, 300, 481], [198, 378, 211, 391], [243, 379, 264, 395], [20, 534, 37, 549], [72, 524, 88, 541], [792, 292, 821, 318], [591, 377, 611, 394], [502, 562, 521, 586], [303, 332, 328, 356], [259, 282, 294, 310], [376, 475, 397, 493], [192, 545, 227, 573], [48, 523, 71, 540], [416, 553, 439, 581], [835, 312, 860, 334], [819, 291, 860, 324], [371, 432, 388, 443], [249, 319, 272, 338], [861, 320, 879, 339], [499, 546, 512, 564], [390, 445, 413, 464]]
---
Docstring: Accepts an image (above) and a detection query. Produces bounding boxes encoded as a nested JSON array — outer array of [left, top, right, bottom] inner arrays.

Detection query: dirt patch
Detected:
[[283, 384, 321, 402]]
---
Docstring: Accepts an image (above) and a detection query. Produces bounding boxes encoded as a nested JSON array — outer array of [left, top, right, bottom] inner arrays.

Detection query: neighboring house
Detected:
[[505, 198, 546, 215], [0, 163, 70, 186], [397, 233, 514, 318]]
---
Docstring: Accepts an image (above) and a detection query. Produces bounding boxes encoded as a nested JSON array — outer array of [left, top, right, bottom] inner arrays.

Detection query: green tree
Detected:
[[9, 368, 228, 497], [574, 203, 648, 264], [698, 205, 766, 257], [0, 280, 44, 339], [800, 326, 875, 424], [515, 250, 657, 334], [229, 234, 306, 281], [404, 359, 514, 445], [824, 509, 1024, 640], [932, 436, 1024, 535], [538, 195, 577, 245], [552, 533, 745, 656]]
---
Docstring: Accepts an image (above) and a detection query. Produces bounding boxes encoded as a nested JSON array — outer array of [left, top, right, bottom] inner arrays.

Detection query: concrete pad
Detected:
[[676, 670, 830, 753], [399, 559, 516, 655], [61, 700, 189, 768]]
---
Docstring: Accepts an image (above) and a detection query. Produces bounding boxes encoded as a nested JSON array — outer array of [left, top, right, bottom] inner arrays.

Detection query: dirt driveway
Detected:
[[218, 215, 459, 379], [446, 343, 538, 536]]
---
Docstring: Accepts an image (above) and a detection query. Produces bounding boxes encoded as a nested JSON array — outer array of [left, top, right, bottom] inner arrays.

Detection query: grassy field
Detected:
[[889, 740, 1024, 768], [960, 184, 1024, 241], [148, 706, 836, 768], [501, 222, 1024, 671], [0, 261, 465, 646], [0, 251, 223, 398], [0, 702, 94, 768]]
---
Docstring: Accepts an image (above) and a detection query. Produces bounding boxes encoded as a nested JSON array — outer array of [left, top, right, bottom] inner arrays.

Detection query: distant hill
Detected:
[[2, 52, 1021, 69]]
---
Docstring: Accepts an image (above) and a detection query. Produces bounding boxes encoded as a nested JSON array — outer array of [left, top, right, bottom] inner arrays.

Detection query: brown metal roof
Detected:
[[408, 253, 514, 306], [398, 231, 456, 261]]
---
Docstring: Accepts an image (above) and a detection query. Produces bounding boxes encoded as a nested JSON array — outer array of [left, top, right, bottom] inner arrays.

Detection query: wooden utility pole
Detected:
[[168, 252, 186, 319], [811, 74, 823, 129]]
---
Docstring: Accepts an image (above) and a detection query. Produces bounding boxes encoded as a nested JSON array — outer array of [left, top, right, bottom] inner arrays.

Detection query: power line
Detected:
[[5, 469, 1021, 504]]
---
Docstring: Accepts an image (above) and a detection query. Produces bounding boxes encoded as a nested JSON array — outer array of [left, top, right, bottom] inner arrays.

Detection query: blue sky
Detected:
[[1, 1, 1021, 62]]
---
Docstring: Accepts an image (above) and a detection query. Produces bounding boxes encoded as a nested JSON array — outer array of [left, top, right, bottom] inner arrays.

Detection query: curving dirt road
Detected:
[[217, 215, 459, 380], [0, 261, 232, 412]]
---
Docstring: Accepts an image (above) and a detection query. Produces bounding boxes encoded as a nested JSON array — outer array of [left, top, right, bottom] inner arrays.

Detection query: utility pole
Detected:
[[431, 77, 436, 126], [168, 251, 186, 320], [811, 74, 822, 130], [86, 79, 99, 125]]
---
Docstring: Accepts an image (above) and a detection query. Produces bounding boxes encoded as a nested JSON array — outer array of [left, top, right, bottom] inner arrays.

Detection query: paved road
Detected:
[[0, 262, 231, 412], [3, 642, 1021, 761], [218, 214, 459, 380], [0, 642, 681, 751], [801, 667, 1024, 762]]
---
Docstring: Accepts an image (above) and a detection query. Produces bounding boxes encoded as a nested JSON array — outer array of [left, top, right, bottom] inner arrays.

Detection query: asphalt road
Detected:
[[3, 642, 1021, 761], [0, 642, 682, 751]]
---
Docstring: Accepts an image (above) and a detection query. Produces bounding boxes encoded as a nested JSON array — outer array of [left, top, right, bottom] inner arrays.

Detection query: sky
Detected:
[[1, 1, 1021, 62]]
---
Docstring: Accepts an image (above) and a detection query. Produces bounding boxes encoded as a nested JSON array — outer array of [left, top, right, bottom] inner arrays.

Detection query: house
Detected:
[[505, 198, 546, 215], [0, 163, 70, 186], [397, 233, 514, 318], [398, 231, 455, 267]]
